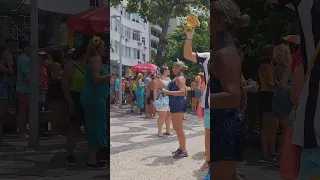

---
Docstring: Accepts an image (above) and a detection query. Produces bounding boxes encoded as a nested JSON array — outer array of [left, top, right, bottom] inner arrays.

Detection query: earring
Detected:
[[216, 27, 224, 45]]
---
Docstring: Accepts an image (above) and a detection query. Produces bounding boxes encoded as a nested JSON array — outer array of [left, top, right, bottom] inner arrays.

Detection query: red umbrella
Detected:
[[131, 63, 159, 73], [67, 6, 110, 35]]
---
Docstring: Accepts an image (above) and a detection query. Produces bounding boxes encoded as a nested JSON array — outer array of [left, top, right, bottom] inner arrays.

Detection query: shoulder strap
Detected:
[[73, 61, 86, 77], [305, 41, 320, 84]]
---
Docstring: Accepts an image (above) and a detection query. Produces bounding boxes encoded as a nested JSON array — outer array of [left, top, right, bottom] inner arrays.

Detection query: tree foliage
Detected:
[[164, 15, 209, 80], [234, 0, 298, 78], [110, 0, 208, 66]]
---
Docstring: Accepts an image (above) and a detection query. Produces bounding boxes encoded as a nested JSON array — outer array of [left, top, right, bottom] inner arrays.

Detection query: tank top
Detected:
[[70, 62, 86, 92], [156, 77, 171, 99], [132, 82, 137, 91], [259, 63, 274, 92]]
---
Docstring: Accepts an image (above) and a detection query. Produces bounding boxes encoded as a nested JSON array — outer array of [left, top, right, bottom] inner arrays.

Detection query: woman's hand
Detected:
[[184, 26, 195, 39], [162, 89, 168, 95]]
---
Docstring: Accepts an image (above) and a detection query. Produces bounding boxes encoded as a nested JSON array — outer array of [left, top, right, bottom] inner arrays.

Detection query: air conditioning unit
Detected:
[[143, 46, 147, 49], [137, 42, 142, 46], [125, 38, 129, 42]]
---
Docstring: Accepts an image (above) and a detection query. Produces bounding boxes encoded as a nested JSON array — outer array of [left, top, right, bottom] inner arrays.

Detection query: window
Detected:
[[133, 48, 140, 59], [132, 30, 140, 41], [142, 54, 146, 62], [124, 27, 131, 39], [90, 0, 98, 6], [142, 37, 145, 46], [114, 41, 120, 54], [131, 14, 140, 23], [110, 19, 113, 31], [125, 46, 131, 58], [115, 19, 120, 32], [125, 12, 130, 19]]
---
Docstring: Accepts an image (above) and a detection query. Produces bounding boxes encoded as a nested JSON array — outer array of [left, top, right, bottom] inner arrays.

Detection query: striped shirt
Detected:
[[283, 0, 320, 148], [196, 53, 210, 109]]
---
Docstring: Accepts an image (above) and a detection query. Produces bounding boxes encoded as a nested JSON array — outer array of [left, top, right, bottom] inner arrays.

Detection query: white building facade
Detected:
[[110, 0, 150, 75]]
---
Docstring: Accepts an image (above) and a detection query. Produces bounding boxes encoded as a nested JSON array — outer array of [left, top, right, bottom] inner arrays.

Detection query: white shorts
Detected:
[[157, 105, 170, 112]]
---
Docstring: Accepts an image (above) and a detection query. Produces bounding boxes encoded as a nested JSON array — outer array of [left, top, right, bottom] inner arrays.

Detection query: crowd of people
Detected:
[[208, 0, 320, 180], [0, 36, 109, 170]]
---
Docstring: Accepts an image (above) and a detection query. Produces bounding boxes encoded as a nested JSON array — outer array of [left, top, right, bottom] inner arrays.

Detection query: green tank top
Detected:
[[132, 82, 137, 91], [70, 62, 86, 92]]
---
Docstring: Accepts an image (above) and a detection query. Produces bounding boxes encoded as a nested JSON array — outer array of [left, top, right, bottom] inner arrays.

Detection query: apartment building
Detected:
[[110, 0, 150, 75], [150, 24, 162, 62]]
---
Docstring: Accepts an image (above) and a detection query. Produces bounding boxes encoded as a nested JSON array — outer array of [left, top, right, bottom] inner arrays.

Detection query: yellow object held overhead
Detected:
[[185, 8, 200, 30]]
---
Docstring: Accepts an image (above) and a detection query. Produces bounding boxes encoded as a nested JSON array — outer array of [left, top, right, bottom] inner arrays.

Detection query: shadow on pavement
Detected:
[[193, 169, 206, 180], [141, 155, 179, 166], [191, 151, 205, 161], [0, 139, 109, 178]]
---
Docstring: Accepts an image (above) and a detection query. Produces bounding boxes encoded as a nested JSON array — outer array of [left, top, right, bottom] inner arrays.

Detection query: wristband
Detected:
[[186, 38, 192, 41]]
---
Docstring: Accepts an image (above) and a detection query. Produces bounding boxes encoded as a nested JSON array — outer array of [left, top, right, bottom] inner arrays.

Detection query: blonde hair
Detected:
[[273, 44, 291, 66], [211, 0, 250, 27], [137, 73, 144, 80], [86, 36, 103, 58], [174, 61, 188, 71], [195, 75, 201, 82]]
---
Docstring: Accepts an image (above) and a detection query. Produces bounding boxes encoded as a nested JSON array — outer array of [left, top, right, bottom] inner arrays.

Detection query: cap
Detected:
[[198, 72, 204, 76], [19, 39, 30, 49], [38, 51, 48, 56]]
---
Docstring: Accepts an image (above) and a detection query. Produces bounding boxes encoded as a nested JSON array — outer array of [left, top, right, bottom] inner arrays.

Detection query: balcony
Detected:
[[151, 25, 162, 34], [150, 34, 159, 43]]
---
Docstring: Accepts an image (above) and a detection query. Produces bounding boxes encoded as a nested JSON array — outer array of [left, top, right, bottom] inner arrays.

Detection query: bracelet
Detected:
[[185, 38, 192, 41]]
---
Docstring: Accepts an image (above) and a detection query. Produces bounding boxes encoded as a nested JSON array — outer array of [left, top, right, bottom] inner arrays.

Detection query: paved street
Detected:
[[0, 135, 109, 180], [110, 105, 282, 180]]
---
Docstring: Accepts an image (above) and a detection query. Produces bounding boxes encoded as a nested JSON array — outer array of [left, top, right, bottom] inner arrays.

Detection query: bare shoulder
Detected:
[[177, 76, 186, 83]]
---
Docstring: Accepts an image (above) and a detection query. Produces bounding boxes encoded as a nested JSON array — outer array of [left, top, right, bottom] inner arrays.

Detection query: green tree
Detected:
[[234, 0, 298, 77], [110, 0, 208, 66], [165, 14, 209, 80]]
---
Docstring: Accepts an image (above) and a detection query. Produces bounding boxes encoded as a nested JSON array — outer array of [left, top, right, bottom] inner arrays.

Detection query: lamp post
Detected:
[[29, 0, 39, 149], [111, 15, 123, 108]]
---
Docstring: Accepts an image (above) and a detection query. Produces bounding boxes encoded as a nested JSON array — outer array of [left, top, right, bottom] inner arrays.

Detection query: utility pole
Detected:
[[118, 16, 123, 108], [28, 0, 39, 149]]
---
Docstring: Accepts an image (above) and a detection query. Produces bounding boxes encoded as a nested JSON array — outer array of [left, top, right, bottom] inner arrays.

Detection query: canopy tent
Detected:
[[67, 5, 110, 35]]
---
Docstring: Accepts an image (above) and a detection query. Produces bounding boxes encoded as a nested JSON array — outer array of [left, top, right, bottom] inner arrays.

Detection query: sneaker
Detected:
[[204, 172, 210, 180], [66, 155, 76, 165], [172, 148, 181, 155], [173, 150, 188, 159], [87, 162, 107, 170]]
